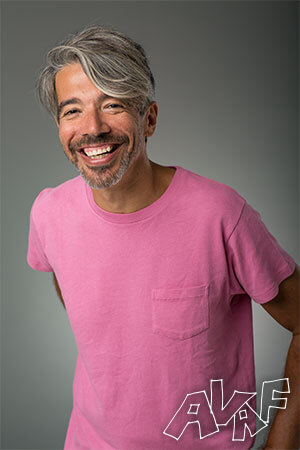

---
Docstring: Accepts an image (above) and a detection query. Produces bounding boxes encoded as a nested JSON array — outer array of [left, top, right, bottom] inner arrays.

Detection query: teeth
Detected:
[[84, 146, 113, 156], [89, 153, 111, 160]]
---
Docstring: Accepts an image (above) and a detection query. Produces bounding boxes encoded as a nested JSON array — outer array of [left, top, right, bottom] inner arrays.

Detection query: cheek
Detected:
[[59, 125, 74, 149]]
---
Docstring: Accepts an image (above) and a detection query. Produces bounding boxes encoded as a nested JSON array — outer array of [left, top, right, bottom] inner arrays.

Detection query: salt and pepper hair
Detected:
[[37, 26, 156, 121]]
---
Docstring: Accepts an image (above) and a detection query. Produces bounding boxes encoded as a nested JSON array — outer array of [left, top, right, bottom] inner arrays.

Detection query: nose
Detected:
[[80, 107, 111, 136]]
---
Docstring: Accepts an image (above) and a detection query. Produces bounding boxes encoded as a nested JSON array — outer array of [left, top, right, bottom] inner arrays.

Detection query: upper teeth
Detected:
[[84, 146, 114, 156]]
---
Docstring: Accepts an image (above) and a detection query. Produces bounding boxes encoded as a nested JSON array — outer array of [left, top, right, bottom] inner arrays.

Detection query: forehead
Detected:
[[55, 63, 104, 103]]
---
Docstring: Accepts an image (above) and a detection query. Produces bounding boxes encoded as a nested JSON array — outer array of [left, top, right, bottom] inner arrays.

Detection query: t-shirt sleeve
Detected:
[[226, 200, 296, 304], [27, 199, 53, 272]]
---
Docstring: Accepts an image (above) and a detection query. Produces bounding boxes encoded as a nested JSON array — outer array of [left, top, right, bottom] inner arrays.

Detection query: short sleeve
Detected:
[[226, 201, 296, 304], [27, 206, 52, 272]]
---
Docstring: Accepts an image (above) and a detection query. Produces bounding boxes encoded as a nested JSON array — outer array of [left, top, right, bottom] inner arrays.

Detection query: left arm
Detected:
[[260, 263, 300, 449]]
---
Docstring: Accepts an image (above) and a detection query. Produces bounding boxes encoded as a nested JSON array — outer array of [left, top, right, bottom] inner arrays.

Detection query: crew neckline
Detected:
[[84, 165, 182, 224]]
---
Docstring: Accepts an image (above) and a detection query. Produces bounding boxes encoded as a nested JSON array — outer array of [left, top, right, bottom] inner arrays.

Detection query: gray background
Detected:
[[1, 1, 299, 449]]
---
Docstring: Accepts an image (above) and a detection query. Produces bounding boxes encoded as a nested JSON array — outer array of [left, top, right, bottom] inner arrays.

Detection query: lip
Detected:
[[77, 144, 122, 165]]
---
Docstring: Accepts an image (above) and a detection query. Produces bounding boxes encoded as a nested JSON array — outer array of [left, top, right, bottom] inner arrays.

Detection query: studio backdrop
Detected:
[[1, 1, 298, 449]]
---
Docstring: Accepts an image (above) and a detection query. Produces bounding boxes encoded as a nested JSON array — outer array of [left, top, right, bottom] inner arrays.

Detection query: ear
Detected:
[[144, 102, 158, 138]]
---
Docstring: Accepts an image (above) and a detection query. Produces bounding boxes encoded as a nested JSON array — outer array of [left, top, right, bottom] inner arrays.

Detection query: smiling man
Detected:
[[27, 26, 299, 449], [54, 62, 173, 214]]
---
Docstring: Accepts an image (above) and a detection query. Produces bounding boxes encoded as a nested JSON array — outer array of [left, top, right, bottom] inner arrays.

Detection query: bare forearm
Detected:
[[264, 334, 300, 449]]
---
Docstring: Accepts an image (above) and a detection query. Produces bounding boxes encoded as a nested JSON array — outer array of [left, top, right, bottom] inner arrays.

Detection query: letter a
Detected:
[[233, 401, 268, 441], [163, 391, 219, 441]]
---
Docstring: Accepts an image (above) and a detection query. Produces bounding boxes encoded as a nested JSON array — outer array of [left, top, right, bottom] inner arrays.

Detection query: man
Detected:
[[27, 26, 299, 449]]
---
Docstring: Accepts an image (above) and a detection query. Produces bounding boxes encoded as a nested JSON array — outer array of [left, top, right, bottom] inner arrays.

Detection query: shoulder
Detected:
[[177, 166, 247, 238], [179, 166, 246, 213], [30, 175, 83, 222]]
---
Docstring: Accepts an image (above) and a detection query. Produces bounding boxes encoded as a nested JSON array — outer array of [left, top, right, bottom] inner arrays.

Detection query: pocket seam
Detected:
[[151, 284, 210, 340]]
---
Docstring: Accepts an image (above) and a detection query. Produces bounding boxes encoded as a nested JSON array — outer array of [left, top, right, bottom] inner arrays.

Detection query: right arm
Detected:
[[53, 272, 65, 309]]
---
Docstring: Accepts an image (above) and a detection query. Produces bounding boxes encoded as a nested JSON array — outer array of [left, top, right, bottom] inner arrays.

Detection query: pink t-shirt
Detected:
[[27, 165, 295, 449]]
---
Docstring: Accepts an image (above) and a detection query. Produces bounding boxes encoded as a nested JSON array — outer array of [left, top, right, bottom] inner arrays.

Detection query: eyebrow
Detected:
[[57, 94, 116, 117], [58, 97, 82, 117]]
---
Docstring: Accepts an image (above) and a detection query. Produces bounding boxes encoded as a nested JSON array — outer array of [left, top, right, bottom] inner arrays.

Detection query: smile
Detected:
[[80, 144, 120, 157], [77, 144, 122, 164]]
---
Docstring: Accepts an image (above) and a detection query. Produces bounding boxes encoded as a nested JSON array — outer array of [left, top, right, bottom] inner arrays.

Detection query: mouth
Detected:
[[78, 143, 120, 160]]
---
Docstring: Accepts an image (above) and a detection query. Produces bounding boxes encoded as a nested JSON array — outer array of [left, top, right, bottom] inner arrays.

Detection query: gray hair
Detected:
[[37, 26, 156, 121]]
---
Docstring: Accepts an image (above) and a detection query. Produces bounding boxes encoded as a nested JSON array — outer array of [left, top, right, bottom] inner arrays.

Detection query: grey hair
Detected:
[[37, 26, 156, 121]]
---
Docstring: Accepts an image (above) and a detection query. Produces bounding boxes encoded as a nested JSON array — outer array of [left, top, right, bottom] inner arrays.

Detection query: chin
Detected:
[[80, 164, 127, 190]]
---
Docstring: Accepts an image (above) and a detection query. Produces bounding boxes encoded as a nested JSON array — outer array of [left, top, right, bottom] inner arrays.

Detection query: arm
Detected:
[[53, 272, 66, 309], [260, 263, 300, 449]]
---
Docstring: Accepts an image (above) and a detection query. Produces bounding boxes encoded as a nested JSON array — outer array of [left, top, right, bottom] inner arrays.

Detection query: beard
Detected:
[[64, 132, 142, 189]]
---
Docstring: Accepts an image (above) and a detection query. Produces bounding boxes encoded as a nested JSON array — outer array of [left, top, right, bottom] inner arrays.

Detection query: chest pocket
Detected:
[[151, 284, 209, 340]]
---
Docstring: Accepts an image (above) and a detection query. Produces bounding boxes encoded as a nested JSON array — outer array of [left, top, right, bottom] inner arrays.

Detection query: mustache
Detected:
[[69, 134, 129, 152]]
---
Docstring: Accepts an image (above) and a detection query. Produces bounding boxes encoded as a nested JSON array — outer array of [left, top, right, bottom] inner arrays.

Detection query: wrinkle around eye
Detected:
[[104, 103, 125, 111], [60, 109, 81, 120], [64, 109, 80, 116]]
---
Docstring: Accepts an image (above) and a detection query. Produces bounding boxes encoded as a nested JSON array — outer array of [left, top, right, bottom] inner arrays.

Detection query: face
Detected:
[[55, 63, 157, 189]]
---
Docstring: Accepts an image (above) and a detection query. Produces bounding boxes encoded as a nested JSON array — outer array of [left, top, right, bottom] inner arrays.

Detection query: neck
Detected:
[[91, 157, 164, 214]]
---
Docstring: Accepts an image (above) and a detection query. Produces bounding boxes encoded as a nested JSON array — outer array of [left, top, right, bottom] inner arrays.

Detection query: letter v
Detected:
[[210, 379, 256, 426]]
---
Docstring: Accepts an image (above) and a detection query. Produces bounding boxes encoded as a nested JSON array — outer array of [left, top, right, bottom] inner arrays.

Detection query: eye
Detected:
[[105, 103, 124, 110], [63, 109, 80, 117]]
